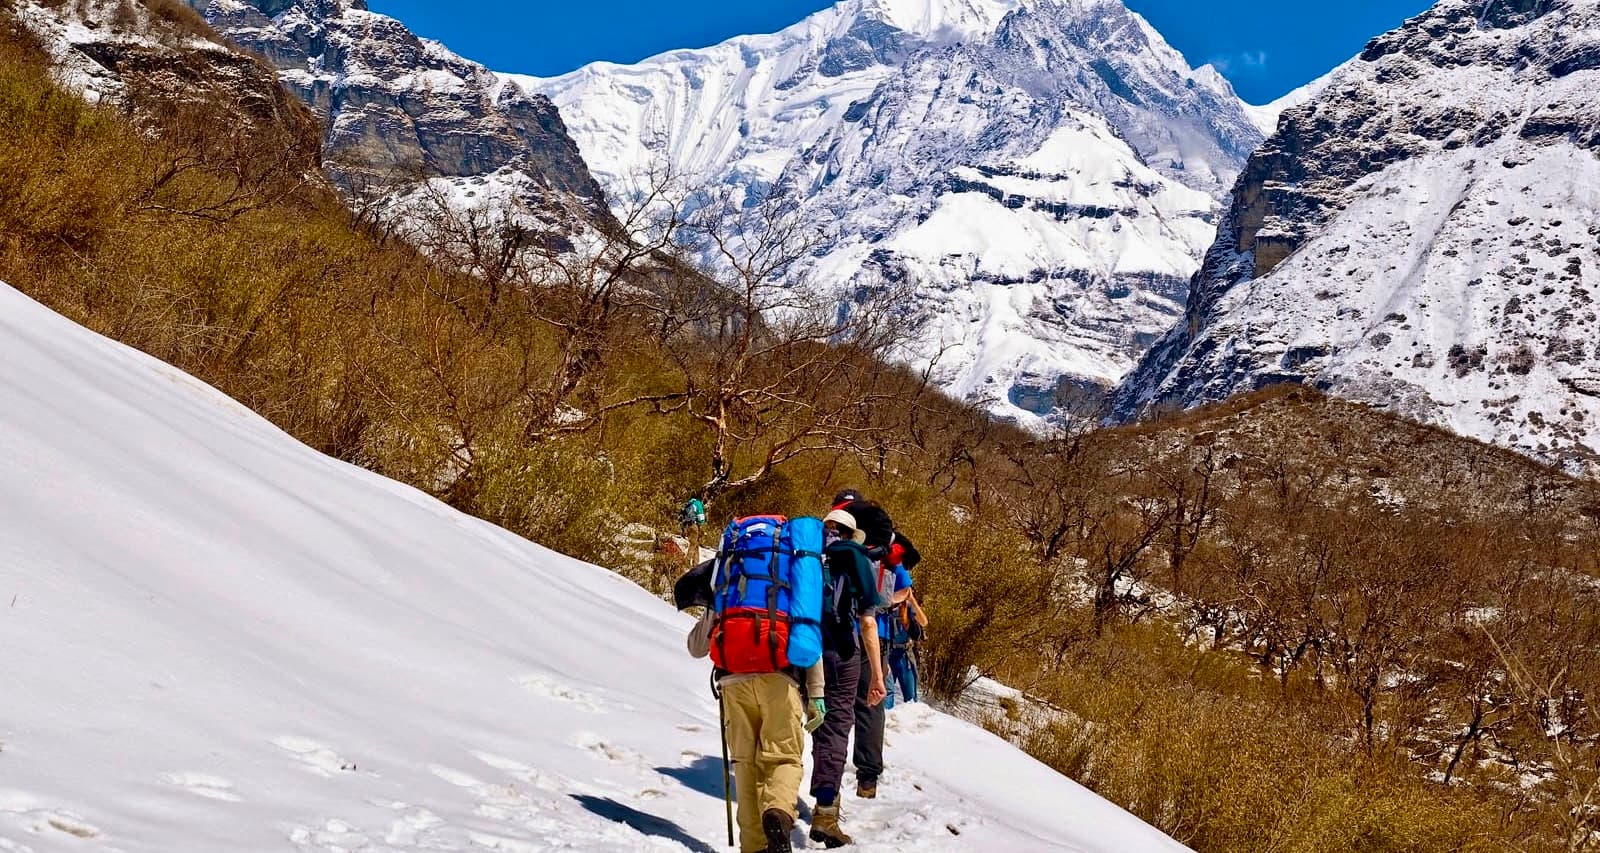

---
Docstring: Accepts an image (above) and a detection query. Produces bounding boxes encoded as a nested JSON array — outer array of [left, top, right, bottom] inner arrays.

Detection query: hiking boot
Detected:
[[762, 808, 794, 853], [856, 782, 877, 799], [809, 803, 852, 848]]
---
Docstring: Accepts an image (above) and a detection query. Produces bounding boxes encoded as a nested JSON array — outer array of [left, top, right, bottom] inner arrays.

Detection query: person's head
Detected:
[[832, 487, 864, 508], [823, 509, 866, 544]]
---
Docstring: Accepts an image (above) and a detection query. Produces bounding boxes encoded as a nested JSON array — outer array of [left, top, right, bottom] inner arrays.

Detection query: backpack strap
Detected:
[[766, 521, 785, 670]]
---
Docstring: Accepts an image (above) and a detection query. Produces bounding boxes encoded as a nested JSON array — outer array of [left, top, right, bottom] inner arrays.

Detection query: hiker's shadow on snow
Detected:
[[655, 757, 727, 799], [570, 795, 719, 853], [653, 758, 813, 823]]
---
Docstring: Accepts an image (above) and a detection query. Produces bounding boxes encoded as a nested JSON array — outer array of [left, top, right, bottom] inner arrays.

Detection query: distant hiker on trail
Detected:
[[808, 508, 887, 848], [679, 516, 828, 853], [829, 488, 916, 800], [884, 587, 927, 708], [679, 496, 707, 564]]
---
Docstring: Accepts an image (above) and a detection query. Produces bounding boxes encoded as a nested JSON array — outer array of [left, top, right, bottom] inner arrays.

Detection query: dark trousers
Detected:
[[809, 648, 862, 805], [853, 647, 887, 787]]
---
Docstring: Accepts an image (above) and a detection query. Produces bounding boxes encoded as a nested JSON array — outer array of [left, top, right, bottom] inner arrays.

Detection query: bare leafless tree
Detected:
[[636, 186, 926, 498]]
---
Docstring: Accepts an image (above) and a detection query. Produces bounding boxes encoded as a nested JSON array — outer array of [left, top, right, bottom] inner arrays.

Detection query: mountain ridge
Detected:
[[188, 0, 617, 241], [1110, 0, 1600, 476], [519, 0, 1268, 424]]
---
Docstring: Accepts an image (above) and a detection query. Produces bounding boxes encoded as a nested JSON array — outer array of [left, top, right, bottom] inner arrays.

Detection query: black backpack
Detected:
[[837, 499, 895, 549], [821, 542, 870, 657]]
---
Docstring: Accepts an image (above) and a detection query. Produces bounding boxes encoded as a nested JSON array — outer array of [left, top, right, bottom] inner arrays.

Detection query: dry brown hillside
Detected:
[[1119, 385, 1600, 523], [915, 386, 1600, 852]]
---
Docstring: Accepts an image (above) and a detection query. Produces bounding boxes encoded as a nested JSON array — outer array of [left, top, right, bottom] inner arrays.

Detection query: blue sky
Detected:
[[365, 0, 1434, 103]]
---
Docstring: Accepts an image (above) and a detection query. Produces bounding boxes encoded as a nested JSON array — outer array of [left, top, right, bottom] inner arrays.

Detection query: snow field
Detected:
[[0, 279, 1186, 852]]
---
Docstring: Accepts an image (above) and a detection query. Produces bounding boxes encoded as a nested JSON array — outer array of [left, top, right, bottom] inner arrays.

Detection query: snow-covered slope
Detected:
[[0, 278, 1186, 851], [518, 0, 1265, 423], [1112, 0, 1600, 475]]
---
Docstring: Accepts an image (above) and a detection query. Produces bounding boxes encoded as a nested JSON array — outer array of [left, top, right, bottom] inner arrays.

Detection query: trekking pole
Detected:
[[715, 676, 734, 848]]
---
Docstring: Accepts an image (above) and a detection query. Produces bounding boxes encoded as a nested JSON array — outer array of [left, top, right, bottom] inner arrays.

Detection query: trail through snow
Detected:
[[0, 278, 1186, 852]]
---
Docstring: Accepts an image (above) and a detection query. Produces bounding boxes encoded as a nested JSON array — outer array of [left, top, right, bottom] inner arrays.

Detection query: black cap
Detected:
[[833, 488, 863, 505]]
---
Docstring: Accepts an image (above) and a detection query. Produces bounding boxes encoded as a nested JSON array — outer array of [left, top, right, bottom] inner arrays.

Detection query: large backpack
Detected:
[[710, 515, 825, 673], [872, 557, 898, 616]]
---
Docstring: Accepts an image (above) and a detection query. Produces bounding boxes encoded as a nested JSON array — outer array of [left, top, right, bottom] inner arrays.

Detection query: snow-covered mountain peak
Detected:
[[1113, 0, 1600, 475], [857, 0, 1025, 39], [1241, 61, 1351, 136], [520, 0, 1264, 425]]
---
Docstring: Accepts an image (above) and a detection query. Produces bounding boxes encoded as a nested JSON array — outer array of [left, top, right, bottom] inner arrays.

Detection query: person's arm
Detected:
[[847, 547, 889, 706], [907, 588, 929, 627], [805, 660, 825, 701], [889, 563, 913, 605], [860, 615, 886, 706], [686, 608, 714, 659]]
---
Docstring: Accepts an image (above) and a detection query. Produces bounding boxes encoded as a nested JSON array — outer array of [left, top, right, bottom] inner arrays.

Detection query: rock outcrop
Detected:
[[13, 0, 324, 176], [189, 0, 612, 233]]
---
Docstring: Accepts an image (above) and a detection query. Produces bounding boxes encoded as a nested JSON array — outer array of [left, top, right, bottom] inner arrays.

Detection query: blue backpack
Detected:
[[710, 515, 824, 673]]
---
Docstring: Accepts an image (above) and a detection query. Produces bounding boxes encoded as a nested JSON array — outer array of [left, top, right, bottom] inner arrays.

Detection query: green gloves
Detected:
[[804, 698, 827, 734]]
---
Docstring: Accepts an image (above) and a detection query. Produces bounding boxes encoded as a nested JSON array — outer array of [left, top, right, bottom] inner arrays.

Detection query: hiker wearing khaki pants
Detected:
[[723, 673, 807, 851], [688, 609, 824, 852]]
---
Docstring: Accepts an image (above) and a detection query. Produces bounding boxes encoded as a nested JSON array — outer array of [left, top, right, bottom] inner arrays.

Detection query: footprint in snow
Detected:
[[285, 818, 368, 851], [0, 791, 101, 841], [473, 751, 532, 774], [573, 732, 642, 765], [516, 673, 620, 713], [361, 801, 451, 848], [0, 791, 37, 814], [428, 766, 484, 789], [472, 751, 562, 792], [160, 772, 243, 802], [465, 829, 547, 853], [271, 736, 362, 778]]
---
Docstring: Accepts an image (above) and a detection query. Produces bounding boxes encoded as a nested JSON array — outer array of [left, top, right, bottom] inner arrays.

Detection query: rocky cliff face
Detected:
[[1112, 0, 1600, 474], [12, 0, 323, 175], [188, 0, 612, 233], [520, 0, 1268, 425]]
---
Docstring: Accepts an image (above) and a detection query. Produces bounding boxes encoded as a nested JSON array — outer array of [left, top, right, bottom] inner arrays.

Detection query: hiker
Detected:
[[678, 496, 707, 563], [829, 489, 915, 799], [884, 587, 927, 708], [808, 508, 887, 848], [683, 516, 828, 853]]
